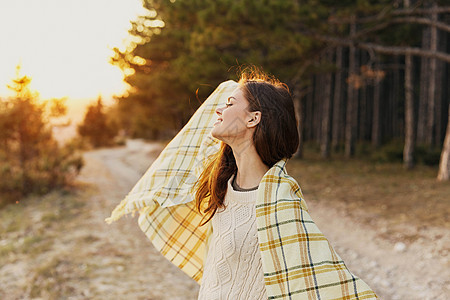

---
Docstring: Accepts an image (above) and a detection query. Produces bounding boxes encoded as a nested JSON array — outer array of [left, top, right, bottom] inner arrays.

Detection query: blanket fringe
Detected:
[[105, 198, 132, 224]]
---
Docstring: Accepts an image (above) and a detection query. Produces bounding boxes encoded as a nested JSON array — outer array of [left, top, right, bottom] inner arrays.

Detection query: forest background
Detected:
[[110, 0, 450, 176], [2, 0, 450, 202]]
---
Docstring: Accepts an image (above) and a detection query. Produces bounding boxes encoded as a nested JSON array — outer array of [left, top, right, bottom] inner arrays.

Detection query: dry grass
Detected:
[[287, 154, 450, 235], [0, 187, 90, 299]]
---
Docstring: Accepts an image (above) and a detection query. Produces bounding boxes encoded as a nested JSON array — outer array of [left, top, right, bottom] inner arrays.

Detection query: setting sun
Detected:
[[0, 0, 146, 101]]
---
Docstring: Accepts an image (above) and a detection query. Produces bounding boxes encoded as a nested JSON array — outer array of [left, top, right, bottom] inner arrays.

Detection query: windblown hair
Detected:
[[195, 69, 299, 225]]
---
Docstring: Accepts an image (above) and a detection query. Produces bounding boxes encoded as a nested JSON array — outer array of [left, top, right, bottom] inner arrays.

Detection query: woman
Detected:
[[195, 71, 377, 299], [107, 70, 378, 299], [196, 73, 299, 299]]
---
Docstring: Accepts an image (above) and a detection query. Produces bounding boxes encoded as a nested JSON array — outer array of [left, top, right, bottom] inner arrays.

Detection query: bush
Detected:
[[370, 140, 404, 163], [77, 97, 118, 148], [368, 141, 441, 166], [355, 141, 374, 158], [0, 70, 84, 207], [415, 145, 441, 166]]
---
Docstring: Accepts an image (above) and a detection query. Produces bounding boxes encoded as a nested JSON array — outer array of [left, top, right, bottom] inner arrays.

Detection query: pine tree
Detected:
[[78, 97, 118, 147], [0, 66, 83, 205]]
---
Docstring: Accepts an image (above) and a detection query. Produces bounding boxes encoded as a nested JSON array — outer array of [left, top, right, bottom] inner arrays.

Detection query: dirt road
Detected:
[[75, 140, 199, 299], [78, 139, 448, 300], [2, 139, 442, 300]]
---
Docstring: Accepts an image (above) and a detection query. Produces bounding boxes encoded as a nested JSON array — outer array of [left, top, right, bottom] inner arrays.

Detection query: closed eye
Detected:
[[226, 96, 235, 107]]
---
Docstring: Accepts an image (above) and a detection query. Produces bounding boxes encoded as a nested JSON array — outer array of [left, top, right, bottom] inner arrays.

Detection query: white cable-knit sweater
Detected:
[[198, 176, 267, 300]]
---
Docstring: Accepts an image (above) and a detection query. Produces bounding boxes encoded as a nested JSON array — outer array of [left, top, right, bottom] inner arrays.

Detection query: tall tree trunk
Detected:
[[360, 52, 371, 141], [393, 56, 401, 138], [314, 74, 323, 143], [306, 80, 314, 141], [404, 54, 415, 169], [437, 104, 450, 181], [372, 62, 382, 148], [435, 28, 446, 144], [293, 84, 305, 159], [417, 27, 430, 144], [332, 46, 343, 151], [359, 84, 368, 140], [446, 14, 450, 144], [321, 52, 333, 158], [426, 1, 438, 146], [345, 19, 358, 158], [313, 75, 320, 143], [385, 72, 392, 140]]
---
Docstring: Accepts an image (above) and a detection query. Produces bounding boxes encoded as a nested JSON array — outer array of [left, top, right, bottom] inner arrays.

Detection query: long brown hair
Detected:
[[194, 69, 299, 225]]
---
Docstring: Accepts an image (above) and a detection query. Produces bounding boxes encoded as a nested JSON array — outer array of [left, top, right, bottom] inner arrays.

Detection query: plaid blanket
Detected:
[[106, 80, 378, 299]]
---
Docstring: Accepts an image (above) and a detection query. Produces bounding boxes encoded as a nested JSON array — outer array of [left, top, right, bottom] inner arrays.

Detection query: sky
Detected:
[[0, 0, 147, 102]]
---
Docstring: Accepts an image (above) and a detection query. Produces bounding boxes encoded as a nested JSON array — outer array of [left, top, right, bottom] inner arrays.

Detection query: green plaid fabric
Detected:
[[106, 80, 378, 299]]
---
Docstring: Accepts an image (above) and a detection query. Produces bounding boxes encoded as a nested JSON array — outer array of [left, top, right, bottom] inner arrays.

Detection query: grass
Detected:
[[287, 150, 450, 236], [29, 257, 77, 299], [0, 187, 89, 298], [0, 190, 82, 262], [0, 242, 15, 258]]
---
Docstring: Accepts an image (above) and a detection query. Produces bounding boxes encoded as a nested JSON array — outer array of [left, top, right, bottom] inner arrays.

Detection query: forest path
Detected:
[[76, 140, 199, 299], [78, 139, 448, 300]]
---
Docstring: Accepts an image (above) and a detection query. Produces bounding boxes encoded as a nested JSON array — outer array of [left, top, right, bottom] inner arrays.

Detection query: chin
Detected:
[[212, 128, 229, 144], [211, 128, 222, 140]]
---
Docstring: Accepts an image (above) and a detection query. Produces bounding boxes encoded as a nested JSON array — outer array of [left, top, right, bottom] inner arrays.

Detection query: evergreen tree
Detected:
[[110, 0, 317, 138], [78, 97, 118, 147], [0, 67, 83, 205]]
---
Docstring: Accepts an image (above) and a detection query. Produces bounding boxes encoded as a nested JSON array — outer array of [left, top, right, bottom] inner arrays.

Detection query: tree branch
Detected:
[[328, 6, 450, 24], [393, 6, 450, 16], [314, 35, 450, 63], [349, 16, 450, 40], [392, 16, 450, 32]]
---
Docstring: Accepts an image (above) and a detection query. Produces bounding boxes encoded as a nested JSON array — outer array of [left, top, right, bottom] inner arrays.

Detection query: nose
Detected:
[[216, 105, 225, 115]]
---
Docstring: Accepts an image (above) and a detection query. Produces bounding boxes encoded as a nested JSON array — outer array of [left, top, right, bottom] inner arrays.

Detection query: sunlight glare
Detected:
[[0, 0, 148, 101]]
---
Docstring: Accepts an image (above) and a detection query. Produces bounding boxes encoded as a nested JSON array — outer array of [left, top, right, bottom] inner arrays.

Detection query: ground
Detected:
[[0, 139, 448, 299]]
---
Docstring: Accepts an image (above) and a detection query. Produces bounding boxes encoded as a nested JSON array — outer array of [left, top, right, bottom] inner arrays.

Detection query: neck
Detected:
[[231, 140, 269, 189]]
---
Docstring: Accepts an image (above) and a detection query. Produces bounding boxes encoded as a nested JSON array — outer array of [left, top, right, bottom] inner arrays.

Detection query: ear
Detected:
[[247, 111, 261, 128]]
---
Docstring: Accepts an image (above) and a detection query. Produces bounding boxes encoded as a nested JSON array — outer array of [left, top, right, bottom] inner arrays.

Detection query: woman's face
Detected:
[[211, 87, 255, 144]]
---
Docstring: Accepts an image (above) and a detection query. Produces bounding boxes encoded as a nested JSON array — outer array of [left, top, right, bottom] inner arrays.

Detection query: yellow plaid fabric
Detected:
[[106, 80, 378, 299]]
